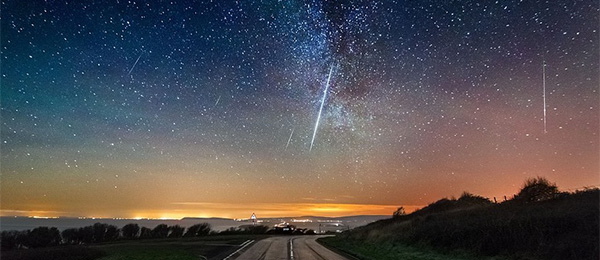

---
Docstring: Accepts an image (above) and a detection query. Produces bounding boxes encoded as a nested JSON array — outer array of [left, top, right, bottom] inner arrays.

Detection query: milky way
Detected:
[[1, 0, 598, 218]]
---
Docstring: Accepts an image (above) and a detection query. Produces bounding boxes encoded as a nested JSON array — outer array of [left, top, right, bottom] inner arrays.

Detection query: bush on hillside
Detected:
[[410, 192, 492, 217], [515, 177, 559, 203], [458, 192, 492, 205], [392, 207, 406, 218]]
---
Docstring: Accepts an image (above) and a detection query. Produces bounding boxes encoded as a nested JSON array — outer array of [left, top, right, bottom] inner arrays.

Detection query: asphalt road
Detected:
[[232, 235, 348, 260]]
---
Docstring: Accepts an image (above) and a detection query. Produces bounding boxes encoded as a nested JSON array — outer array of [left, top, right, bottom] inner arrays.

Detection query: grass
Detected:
[[95, 240, 202, 260], [319, 237, 492, 260], [98, 246, 199, 260], [322, 189, 599, 260], [96, 235, 264, 260], [97, 246, 196, 260], [1, 235, 265, 260], [0, 246, 105, 260]]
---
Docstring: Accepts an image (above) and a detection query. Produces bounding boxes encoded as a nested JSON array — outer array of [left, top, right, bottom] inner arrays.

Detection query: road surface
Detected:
[[232, 236, 348, 260]]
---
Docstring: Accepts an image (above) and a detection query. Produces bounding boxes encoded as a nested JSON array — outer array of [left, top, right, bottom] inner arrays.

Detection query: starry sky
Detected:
[[1, 0, 598, 219]]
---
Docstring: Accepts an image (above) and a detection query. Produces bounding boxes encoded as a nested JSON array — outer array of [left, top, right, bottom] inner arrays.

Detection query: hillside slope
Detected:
[[321, 189, 599, 260]]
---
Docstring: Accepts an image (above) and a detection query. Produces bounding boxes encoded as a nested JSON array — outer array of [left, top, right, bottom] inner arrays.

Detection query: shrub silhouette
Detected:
[[168, 225, 185, 238], [244, 224, 269, 234], [457, 192, 492, 205], [91, 223, 119, 243], [515, 177, 559, 203], [25, 227, 61, 248], [393, 206, 406, 218], [121, 223, 140, 239], [78, 226, 94, 244], [2, 221, 233, 252], [139, 227, 153, 239], [408, 192, 492, 217], [220, 224, 271, 234], [61, 228, 79, 245], [152, 224, 169, 238], [105, 225, 120, 241], [184, 223, 211, 237], [1, 230, 24, 250], [55, 224, 120, 245], [92, 223, 107, 243]]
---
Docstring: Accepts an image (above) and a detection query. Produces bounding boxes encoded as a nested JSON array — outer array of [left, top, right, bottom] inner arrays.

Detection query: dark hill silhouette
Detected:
[[321, 178, 599, 260]]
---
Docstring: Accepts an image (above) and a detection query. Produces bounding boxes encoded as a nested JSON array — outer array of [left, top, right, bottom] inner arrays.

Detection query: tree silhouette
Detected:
[[122, 223, 140, 239], [152, 224, 169, 238], [168, 225, 185, 238], [92, 223, 108, 243], [90, 223, 118, 242], [515, 177, 559, 203], [184, 224, 199, 237], [184, 223, 211, 237], [105, 225, 120, 241], [61, 228, 80, 244], [25, 227, 61, 248], [1, 230, 24, 250], [140, 227, 152, 239], [78, 226, 94, 244], [15, 230, 29, 249]]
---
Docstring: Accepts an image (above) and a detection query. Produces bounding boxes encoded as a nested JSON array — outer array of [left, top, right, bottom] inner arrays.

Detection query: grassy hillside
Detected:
[[321, 184, 599, 260]]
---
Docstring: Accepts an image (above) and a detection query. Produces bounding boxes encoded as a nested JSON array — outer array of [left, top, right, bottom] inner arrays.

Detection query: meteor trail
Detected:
[[285, 128, 295, 150], [542, 60, 547, 134], [214, 95, 221, 108], [309, 65, 335, 152], [127, 52, 143, 76]]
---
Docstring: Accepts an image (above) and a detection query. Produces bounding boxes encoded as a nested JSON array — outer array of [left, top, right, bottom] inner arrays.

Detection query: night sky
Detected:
[[1, 0, 598, 219]]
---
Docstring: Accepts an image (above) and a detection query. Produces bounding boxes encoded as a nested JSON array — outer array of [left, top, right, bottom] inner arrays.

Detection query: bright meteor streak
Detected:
[[310, 65, 335, 151], [542, 60, 547, 134]]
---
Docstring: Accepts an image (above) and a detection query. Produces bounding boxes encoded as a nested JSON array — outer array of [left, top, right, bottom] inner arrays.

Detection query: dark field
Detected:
[[1, 235, 264, 260]]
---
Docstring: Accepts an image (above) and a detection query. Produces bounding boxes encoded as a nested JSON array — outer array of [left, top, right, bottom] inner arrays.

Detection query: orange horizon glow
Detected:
[[0, 202, 423, 220], [4, 182, 598, 220]]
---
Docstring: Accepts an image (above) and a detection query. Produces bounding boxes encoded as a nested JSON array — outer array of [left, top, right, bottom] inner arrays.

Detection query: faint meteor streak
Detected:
[[309, 65, 335, 151], [127, 52, 144, 76], [542, 60, 547, 134], [285, 128, 295, 150], [214, 95, 221, 108]]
